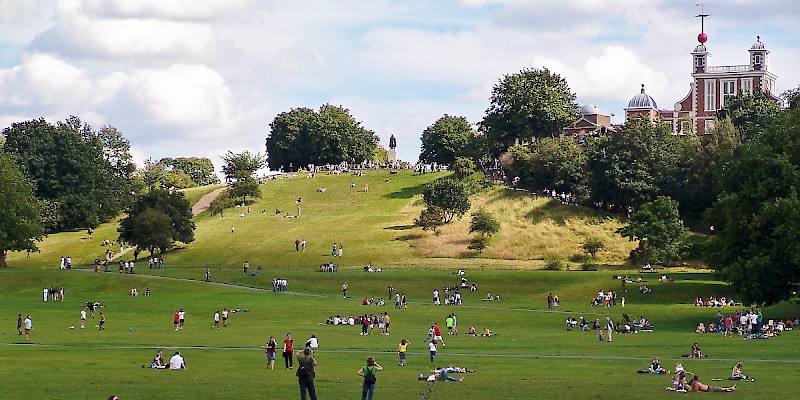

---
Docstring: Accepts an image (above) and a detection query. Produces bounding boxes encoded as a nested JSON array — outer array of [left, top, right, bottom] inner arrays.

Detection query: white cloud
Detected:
[[82, 0, 254, 21]]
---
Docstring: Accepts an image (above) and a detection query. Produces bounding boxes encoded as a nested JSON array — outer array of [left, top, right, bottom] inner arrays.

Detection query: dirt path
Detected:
[[192, 187, 226, 216]]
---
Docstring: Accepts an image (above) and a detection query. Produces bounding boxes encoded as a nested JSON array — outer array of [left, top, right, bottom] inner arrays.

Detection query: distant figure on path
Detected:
[[23, 314, 32, 341], [205, 269, 211, 282], [243, 261, 249, 274], [331, 243, 337, 257]]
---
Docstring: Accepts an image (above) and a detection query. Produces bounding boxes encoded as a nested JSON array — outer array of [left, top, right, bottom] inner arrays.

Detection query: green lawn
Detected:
[[2, 171, 799, 399]]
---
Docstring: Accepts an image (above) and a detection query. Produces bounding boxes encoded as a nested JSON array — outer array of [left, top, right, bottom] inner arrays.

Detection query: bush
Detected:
[[467, 235, 489, 253], [582, 237, 605, 259], [580, 261, 598, 271], [543, 255, 565, 271], [451, 157, 476, 179]]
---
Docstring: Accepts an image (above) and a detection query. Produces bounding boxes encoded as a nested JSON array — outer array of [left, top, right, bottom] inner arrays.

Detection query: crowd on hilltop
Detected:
[[694, 296, 736, 307]]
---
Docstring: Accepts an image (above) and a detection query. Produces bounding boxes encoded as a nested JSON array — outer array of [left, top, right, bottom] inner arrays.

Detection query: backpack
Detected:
[[363, 366, 377, 384]]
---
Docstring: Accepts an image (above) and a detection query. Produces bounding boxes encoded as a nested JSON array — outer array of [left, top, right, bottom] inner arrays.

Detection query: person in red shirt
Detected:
[[283, 333, 294, 369], [433, 323, 445, 347], [173, 311, 180, 331]]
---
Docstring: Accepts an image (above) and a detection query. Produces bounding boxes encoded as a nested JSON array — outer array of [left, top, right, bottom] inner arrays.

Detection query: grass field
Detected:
[[2, 171, 799, 399]]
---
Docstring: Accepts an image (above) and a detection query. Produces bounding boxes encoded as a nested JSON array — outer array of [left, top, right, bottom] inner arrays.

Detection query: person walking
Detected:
[[204, 268, 211, 282], [428, 340, 437, 362], [331, 243, 337, 256], [17, 313, 23, 335], [23, 314, 32, 340], [358, 357, 383, 400], [394, 293, 401, 309], [401, 293, 407, 309], [397, 339, 410, 366], [338, 243, 343, 257], [606, 316, 614, 343], [265, 336, 277, 369], [283, 333, 294, 369], [213, 311, 220, 329], [178, 309, 186, 330], [296, 347, 317, 400], [221, 309, 229, 327], [98, 313, 106, 331], [243, 261, 249, 275], [295, 239, 301, 252], [342, 282, 348, 298]]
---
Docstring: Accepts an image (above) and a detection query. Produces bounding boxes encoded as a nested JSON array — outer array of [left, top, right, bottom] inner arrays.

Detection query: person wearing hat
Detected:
[[295, 347, 317, 400]]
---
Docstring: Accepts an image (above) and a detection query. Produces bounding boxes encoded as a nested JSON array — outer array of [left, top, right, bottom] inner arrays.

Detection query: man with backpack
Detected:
[[358, 356, 383, 400], [296, 347, 317, 400]]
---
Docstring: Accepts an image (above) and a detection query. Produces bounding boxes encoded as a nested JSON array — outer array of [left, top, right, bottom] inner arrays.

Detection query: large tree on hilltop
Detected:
[[419, 115, 482, 165], [2, 117, 134, 230], [159, 157, 219, 187], [704, 106, 800, 306], [716, 91, 780, 140], [266, 104, 379, 170], [0, 151, 44, 267], [481, 67, 579, 156], [118, 188, 195, 259], [221, 150, 265, 204]]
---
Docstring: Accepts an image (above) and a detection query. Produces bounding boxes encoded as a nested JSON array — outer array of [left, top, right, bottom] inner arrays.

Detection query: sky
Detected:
[[0, 0, 798, 170]]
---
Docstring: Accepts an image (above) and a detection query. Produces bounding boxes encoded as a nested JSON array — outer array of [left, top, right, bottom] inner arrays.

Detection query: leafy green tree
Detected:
[[415, 205, 445, 234], [0, 151, 44, 267], [2, 117, 134, 230], [375, 146, 389, 164], [498, 144, 533, 183], [420, 115, 480, 164], [451, 157, 476, 180], [525, 137, 587, 196], [140, 158, 173, 190], [208, 190, 236, 217], [716, 91, 780, 139], [782, 86, 800, 109], [618, 196, 686, 265], [221, 150, 265, 204], [481, 68, 579, 156], [118, 188, 195, 259], [704, 106, 800, 306], [422, 178, 471, 223], [160, 157, 219, 186], [581, 237, 605, 259], [266, 104, 379, 170], [467, 235, 489, 254], [469, 209, 500, 237]]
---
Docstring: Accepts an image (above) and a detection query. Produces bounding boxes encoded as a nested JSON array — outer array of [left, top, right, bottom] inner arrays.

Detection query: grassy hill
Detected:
[[6, 170, 636, 270]]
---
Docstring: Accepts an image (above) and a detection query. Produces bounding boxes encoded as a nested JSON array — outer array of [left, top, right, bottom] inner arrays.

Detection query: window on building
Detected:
[[741, 78, 753, 95], [705, 80, 717, 111], [721, 80, 737, 108]]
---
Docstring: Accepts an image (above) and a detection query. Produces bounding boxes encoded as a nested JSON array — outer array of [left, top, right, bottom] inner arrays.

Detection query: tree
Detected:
[[2, 117, 135, 230], [469, 209, 500, 237], [581, 237, 605, 259], [266, 104, 379, 170], [618, 196, 687, 265], [0, 151, 44, 267], [415, 205, 445, 234], [221, 150, 265, 204], [422, 178, 471, 223], [716, 91, 780, 139], [525, 137, 587, 196], [451, 157, 476, 180], [118, 188, 195, 259], [481, 68, 579, 156], [467, 235, 489, 254], [419, 115, 480, 164], [159, 157, 219, 186], [704, 106, 800, 306]]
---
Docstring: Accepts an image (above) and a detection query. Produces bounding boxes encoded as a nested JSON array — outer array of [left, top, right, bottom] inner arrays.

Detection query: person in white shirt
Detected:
[[178, 309, 186, 330], [307, 335, 319, 348], [428, 341, 437, 362], [213, 311, 220, 330], [80, 308, 87, 329], [221, 309, 229, 327], [169, 352, 186, 369]]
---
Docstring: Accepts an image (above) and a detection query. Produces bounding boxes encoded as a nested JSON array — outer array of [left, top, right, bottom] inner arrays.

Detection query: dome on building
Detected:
[[580, 104, 600, 115], [750, 36, 766, 50], [627, 84, 658, 109], [693, 43, 707, 53]]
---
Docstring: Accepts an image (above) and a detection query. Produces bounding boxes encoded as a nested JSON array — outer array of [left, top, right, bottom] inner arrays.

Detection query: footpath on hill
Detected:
[[191, 187, 226, 216]]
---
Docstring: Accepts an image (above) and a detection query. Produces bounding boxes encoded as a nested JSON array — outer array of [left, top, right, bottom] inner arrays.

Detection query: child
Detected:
[[598, 330, 604, 342]]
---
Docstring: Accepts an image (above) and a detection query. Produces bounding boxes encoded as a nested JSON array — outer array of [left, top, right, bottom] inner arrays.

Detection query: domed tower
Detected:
[[624, 84, 659, 122], [749, 36, 768, 71]]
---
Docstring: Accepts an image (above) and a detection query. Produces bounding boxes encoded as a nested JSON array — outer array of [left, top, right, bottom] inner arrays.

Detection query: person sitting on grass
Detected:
[[484, 292, 493, 301], [146, 349, 166, 369], [481, 327, 492, 337], [647, 357, 667, 374], [729, 362, 749, 381], [169, 351, 186, 370], [690, 343, 702, 358], [690, 375, 736, 392], [464, 325, 477, 336]]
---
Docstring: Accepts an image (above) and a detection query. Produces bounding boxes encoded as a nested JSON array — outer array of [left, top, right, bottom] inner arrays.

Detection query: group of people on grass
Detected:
[[694, 296, 736, 307], [146, 349, 186, 370], [590, 289, 623, 307], [272, 278, 289, 292], [694, 309, 795, 338]]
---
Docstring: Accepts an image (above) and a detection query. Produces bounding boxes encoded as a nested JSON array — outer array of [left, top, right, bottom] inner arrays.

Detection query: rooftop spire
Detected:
[[696, 3, 709, 43]]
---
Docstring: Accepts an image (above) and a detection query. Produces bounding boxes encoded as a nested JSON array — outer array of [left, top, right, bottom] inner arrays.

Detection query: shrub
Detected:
[[543, 255, 565, 271]]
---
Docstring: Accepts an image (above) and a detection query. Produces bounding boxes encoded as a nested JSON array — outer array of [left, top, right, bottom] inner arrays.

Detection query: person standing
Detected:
[[428, 340, 437, 362], [204, 268, 211, 282], [338, 243, 343, 257], [301, 240, 307, 251], [80, 307, 87, 329], [342, 282, 348, 298], [265, 336, 277, 369], [446, 315, 454, 335], [221, 309, 229, 327], [358, 357, 383, 400], [387, 283, 393, 299], [243, 261, 249, 275], [283, 333, 294, 369], [173, 310, 180, 331], [17, 313, 23, 335], [295, 239, 301, 252], [296, 347, 317, 400], [606, 316, 614, 343], [98, 313, 106, 331], [23, 314, 32, 340], [433, 323, 445, 347], [213, 311, 220, 329], [394, 293, 401, 309], [397, 339, 410, 366], [331, 243, 337, 256], [178, 309, 186, 330], [231, 225, 235, 234], [401, 293, 407, 309], [383, 313, 391, 335], [547, 292, 554, 309]]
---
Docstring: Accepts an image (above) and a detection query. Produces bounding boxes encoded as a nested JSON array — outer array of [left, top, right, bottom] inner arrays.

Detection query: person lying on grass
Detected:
[[421, 369, 463, 382], [690, 375, 736, 392]]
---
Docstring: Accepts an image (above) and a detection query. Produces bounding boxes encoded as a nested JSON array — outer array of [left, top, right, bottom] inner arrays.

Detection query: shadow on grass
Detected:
[[383, 182, 429, 199], [384, 225, 415, 231], [525, 199, 618, 226], [396, 233, 424, 241]]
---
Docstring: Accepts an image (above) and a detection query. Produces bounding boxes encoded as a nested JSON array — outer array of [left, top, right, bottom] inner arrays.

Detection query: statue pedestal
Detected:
[[387, 149, 398, 165]]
